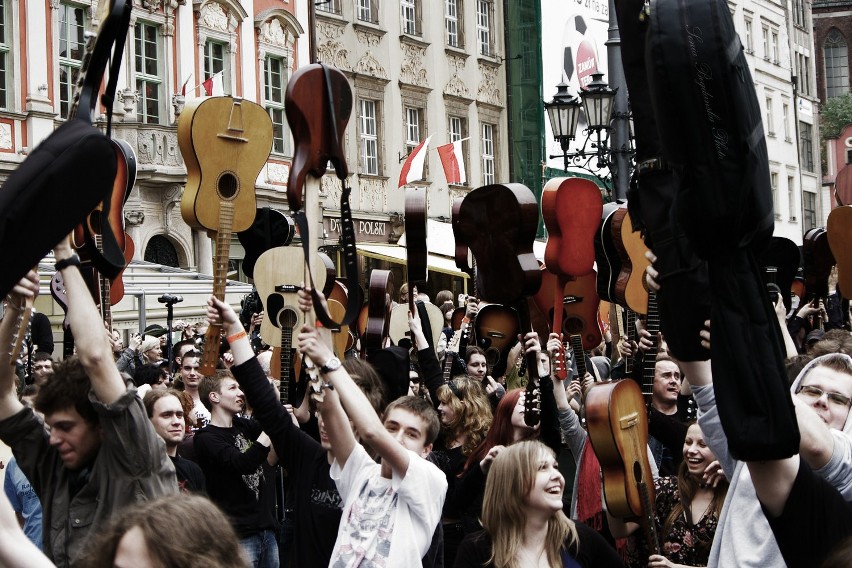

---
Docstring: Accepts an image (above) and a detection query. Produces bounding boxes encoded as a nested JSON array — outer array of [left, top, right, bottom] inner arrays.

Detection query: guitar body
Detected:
[[757, 236, 802, 313], [803, 227, 835, 302], [178, 96, 272, 234], [237, 207, 295, 279], [254, 246, 328, 347], [828, 206, 852, 298], [451, 197, 474, 277], [455, 183, 541, 304], [564, 271, 603, 350], [475, 303, 520, 379], [108, 233, 134, 306], [285, 64, 352, 211], [586, 379, 656, 520], [388, 302, 444, 357], [620, 211, 651, 315], [364, 270, 394, 354], [327, 299, 351, 357], [595, 202, 624, 303], [541, 177, 603, 277]]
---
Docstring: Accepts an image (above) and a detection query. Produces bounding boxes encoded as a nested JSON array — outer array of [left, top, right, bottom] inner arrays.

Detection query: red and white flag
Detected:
[[398, 135, 432, 188], [202, 72, 225, 96], [180, 74, 192, 97], [437, 140, 467, 185]]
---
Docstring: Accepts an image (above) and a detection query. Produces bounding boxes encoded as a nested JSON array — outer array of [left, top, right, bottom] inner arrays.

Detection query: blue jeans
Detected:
[[240, 530, 280, 568]]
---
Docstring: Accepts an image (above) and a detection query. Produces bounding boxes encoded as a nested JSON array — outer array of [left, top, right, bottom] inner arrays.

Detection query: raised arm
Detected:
[[0, 272, 39, 420], [54, 238, 125, 404]]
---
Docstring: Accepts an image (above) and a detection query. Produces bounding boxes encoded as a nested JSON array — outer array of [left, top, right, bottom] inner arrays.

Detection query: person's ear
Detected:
[[420, 442, 433, 458]]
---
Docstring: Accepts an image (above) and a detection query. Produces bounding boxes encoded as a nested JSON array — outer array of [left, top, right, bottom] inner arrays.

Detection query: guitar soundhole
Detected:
[[565, 317, 583, 334], [217, 172, 239, 200], [633, 461, 643, 483]]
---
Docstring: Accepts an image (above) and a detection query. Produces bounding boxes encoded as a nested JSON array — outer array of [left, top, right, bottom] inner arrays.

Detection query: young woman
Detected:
[[609, 422, 729, 568], [432, 376, 493, 565], [454, 440, 623, 568]]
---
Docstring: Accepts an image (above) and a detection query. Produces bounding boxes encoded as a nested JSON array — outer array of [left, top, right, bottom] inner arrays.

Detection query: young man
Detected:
[[0, 241, 176, 567], [142, 389, 205, 493], [193, 371, 279, 568], [177, 350, 210, 429], [297, 291, 447, 567], [30, 352, 54, 387]]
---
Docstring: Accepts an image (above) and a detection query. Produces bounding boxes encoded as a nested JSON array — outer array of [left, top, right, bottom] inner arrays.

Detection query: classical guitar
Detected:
[[595, 201, 626, 304], [255, 246, 329, 387], [586, 378, 660, 554], [474, 303, 520, 380], [455, 183, 542, 425], [639, 292, 661, 401], [179, 96, 273, 375], [803, 227, 834, 330], [533, 268, 570, 380], [237, 207, 295, 279], [388, 302, 444, 358], [563, 271, 602, 380], [363, 269, 394, 355], [827, 206, 852, 298], [620, 210, 651, 315]]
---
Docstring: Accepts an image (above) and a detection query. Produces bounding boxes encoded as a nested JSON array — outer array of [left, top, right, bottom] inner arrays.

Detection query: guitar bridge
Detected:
[[275, 284, 302, 293], [619, 412, 639, 429]]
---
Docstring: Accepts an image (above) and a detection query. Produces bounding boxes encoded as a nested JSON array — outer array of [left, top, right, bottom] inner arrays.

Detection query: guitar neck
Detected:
[[638, 479, 661, 555], [570, 333, 587, 378], [200, 202, 234, 375], [625, 309, 636, 375], [94, 234, 113, 330], [279, 326, 293, 404], [516, 299, 541, 427], [641, 293, 660, 400]]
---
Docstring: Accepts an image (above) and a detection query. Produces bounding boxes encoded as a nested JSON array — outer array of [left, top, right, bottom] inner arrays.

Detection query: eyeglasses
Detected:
[[797, 385, 852, 408]]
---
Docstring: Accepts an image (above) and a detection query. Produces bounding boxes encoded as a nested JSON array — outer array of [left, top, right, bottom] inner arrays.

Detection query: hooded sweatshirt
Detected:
[[694, 354, 852, 567]]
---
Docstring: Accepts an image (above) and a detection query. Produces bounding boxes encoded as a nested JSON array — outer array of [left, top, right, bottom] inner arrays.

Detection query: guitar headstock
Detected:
[[303, 358, 325, 403], [523, 383, 541, 427], [553, 341, 569, 381]]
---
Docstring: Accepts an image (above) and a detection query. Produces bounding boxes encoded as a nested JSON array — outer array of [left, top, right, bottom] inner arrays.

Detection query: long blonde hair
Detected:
[[436, 376, 492, 455], [481, 441, 578, 568]]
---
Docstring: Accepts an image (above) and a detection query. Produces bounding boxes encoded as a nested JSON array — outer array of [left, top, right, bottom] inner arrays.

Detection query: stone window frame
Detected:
[[134, 20, 165, 124], [194, 0, 247, 96], [401, 85, 428, 177], [477, 102, 501, 185], [445, 94, 471, 188]]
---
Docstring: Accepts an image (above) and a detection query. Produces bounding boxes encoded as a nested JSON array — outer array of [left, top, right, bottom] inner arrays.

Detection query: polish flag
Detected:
[[180, 74, 192, 97], [202, 72, 225, 96], [398, 135, 432, 188], [437, 140, 467, 185]]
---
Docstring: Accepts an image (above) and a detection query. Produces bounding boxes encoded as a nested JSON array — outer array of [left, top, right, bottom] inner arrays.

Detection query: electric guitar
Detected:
[[178, 96, 273, 375]]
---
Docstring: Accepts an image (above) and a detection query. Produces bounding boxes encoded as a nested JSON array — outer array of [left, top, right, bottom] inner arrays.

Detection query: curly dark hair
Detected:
[[34, 356, 98, 425]]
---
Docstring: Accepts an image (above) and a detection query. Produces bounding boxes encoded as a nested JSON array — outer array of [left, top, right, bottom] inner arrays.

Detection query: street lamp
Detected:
[[544, 72, 632, 195], [544, 82, 582, 171]]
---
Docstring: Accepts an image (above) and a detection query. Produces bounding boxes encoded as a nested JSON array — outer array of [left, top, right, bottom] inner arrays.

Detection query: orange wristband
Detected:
[[226, 330, 247, 343]]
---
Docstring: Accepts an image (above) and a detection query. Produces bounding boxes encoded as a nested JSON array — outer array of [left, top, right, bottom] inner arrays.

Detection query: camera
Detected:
[[158, 294, 184, 304]]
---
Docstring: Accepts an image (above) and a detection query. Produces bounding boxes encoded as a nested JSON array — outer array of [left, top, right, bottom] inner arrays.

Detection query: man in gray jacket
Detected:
[[0, 239, 176, 567]]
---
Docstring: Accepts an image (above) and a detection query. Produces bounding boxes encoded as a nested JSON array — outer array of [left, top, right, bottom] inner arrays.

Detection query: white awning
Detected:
[[357, 243, 469, 279]]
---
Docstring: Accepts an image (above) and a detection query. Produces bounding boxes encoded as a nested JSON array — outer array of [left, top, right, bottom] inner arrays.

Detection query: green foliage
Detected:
[[821, 93, 852, 139]]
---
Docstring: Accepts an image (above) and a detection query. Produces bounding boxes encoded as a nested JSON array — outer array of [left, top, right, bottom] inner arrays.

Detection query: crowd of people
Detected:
[[1, 234, 852, 568]]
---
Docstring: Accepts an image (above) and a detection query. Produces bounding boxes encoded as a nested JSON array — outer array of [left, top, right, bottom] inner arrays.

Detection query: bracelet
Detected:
[[55, 255, 81, 271], [226, 330, 247, 344]]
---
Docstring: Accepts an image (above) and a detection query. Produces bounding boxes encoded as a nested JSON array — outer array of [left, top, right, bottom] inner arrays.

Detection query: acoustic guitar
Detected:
[[803, 227, 835, 330], [363, 270, 394, 355], [595, 202, 626, 304], [586, 378, 660, 554], [237, 207, 295, 279], [388, 302, 444, 358], [620, 210, 651, 315], [474, 303, 519, 380], [563, 271, 602, 379], [178, 96, 273, 375], [827, 206, 852, 298]]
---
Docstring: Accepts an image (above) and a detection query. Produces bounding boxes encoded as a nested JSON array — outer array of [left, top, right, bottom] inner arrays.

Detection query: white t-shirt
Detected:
[[191, 397, 211, 430], [329, 444, 447, 568]]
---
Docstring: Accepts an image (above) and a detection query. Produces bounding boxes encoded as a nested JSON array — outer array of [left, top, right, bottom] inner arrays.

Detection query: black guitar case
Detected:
[[642, 0, 799, 460]]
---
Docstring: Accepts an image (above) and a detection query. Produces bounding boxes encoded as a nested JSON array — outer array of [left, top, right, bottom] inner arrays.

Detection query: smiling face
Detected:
[[683, 423, 715, 478], [796, 366, 852, 431], [525, 448, 565, 514], [652, 359, 682, 410], [437, 398, 457, 426], [45, 407, 102, 471]]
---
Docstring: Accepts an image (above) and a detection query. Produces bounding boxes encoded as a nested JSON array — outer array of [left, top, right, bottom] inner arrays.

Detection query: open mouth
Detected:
[[546, 485, 562, 495]]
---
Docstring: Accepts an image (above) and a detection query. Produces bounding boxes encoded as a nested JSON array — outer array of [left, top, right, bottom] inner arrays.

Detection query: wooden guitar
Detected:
[[474, 303, 520, 380], [237, 207, 295, 279], [803, 227, 834, 329], [50, 272, 75, 359], [757, 236, 801, 314], [178, 96, 273, 375], [388, 302, 444, 358], [620, 211, 651, 315], [595, 202, 626, 304], [363, 270, 394, 355], [586, 378, 660, 554], [827, 206, 852, 298], [562, 271, 602, 380], [255, 246, 328, 376]]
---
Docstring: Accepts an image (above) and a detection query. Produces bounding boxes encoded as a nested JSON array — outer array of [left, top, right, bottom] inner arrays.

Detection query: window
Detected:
[[825, 30, 849, 99], [803, 191, 816, 232], [771, 172, 779, 216], [482, 123, 495, 185], [401, 0, 420, 36], [58, 3, 87, 118], [405, 107, 421, 153], [762, 26, 769, 60], [204, 39, 227, 93], [765, 97, 775, 136], [316, 0, 341, 14], [783, 103, 790, 141], [264, 55, 288, 155], [744, 17, 753, 53], [445, 0, 463, 48], [359, 99, 379, 175], [448, 115, 468, 184], [477, 1, 492, 56], [0, 0, 9, 110], [134, 22, 162, 124], [788, 176, 796, 220], [802, 54, 812, 96], [771, 30, 779, 63], [357, 0, 377, 24], [793, 0, 806, 28], [799, 121, 814, 173]]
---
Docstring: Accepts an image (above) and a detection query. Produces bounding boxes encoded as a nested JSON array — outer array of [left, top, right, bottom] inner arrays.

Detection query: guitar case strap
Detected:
[[80, 7, 132, 281]]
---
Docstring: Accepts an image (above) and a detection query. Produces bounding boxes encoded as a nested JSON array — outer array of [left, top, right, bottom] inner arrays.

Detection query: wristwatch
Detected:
[[319, 356, 342, 375]]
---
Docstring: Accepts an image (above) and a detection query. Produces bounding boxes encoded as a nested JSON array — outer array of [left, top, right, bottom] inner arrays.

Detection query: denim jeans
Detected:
[[240, 530, 280, 568]]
